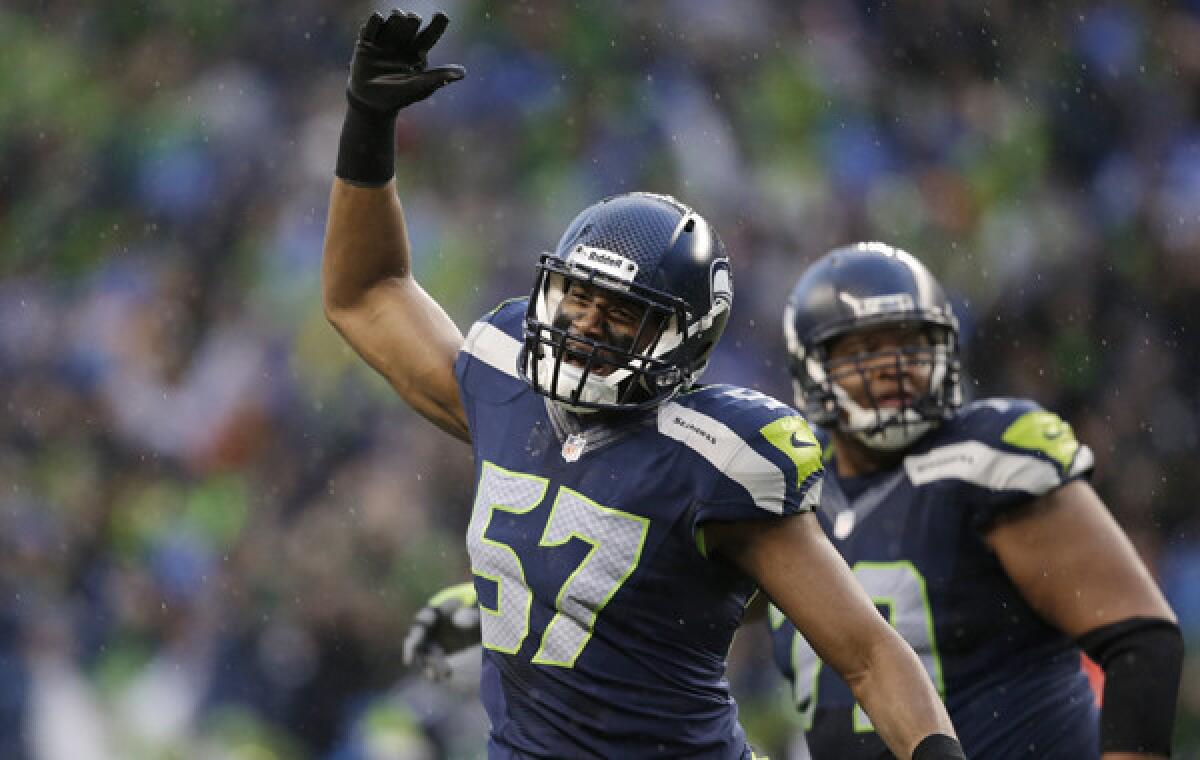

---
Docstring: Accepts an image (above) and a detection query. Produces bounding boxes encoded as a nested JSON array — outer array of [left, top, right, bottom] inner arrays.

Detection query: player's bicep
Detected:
[[328, 278, 469, 441], [985, 480, 1174, 638]]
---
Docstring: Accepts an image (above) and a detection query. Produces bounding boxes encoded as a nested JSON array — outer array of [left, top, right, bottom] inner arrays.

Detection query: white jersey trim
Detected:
[[904, 440, 1082, 494], [657, 402, 790, 514], [462, 321, 521, 379], [1068, 445, 1096, 478]]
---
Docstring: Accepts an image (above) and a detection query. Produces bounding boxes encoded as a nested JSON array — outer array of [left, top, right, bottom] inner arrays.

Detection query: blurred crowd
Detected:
[[4, 1, 1200, 757]]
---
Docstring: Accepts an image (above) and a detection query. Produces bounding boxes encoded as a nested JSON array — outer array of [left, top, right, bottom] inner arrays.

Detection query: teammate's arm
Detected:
[[322, 9, 469, 441], [986, 479, 1181, 760], [708, 513, 963, 760]]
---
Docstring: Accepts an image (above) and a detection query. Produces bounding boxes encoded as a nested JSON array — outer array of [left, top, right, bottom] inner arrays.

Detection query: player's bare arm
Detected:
[[987, 479, 1174, 636], [987, 479, 1181, 760], [708, 514, 961, 760], [321, 10, 469, 441]]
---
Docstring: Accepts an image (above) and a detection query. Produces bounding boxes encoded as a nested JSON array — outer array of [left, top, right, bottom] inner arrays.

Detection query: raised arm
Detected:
[[986, 480, 1181, 760], [322, 10, 469, 441], [708, 513, 962, 760]]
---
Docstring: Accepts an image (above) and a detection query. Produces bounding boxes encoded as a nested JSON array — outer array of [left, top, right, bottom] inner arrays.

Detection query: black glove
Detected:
[[348, 9, 465, 116], [402, 582, 481, 681], [336, 9, 465, 185]]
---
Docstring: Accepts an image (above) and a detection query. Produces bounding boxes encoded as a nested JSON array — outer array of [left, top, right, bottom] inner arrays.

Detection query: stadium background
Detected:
[[4, 1, 1200, 757]]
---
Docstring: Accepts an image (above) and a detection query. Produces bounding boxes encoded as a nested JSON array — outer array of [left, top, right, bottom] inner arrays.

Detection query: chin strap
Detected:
[[832, 385, 935, 451], [539, 361, 620, 412]]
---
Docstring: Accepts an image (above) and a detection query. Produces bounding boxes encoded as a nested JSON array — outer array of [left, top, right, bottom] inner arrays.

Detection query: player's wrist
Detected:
[[911, 733, 966, 760], [334, 92, 397, 186]]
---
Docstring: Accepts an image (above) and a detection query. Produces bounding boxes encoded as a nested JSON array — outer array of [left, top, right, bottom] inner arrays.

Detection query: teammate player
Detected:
[[772, 242, 1182, 759], [322, 10, 965, 759]]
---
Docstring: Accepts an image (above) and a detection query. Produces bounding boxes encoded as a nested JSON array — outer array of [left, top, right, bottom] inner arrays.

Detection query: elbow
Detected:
[[839, 637, 890, 697], [320, 270, 361, 328], [322, 291, 348, 328], [322, 299, 350, 335], [841, 629, 919, 703]]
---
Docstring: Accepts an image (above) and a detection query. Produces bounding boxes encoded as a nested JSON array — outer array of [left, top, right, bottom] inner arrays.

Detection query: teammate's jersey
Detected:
[[768, 399, 1099, 759], [456, 300, 824, 759]]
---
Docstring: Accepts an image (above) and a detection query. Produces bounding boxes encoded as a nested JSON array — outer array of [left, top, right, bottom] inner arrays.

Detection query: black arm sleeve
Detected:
[[1077, 616, 1183, 756]]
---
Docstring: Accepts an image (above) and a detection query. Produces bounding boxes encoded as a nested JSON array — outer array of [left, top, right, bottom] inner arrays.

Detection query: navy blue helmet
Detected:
[[520, 192, 732, 412], [783, 242, 961, 449]]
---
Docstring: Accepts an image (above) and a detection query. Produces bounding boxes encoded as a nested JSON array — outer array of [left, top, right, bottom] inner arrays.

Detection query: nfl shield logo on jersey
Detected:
[[561, 433, 587, 462]]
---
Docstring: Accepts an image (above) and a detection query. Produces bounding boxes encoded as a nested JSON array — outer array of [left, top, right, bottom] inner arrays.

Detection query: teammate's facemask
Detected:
[[784, 242, 962, 451], [519, 192, 732, 414]]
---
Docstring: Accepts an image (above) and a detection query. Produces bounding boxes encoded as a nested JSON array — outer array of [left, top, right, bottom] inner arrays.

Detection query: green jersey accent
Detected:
[[1001, 410, 1080, 471], [761, 415, 823, 488]]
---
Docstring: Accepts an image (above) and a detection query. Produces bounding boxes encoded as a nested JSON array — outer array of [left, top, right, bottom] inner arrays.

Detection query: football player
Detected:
[[772, 242, 1182, 759], [322, 10, 966, 759]]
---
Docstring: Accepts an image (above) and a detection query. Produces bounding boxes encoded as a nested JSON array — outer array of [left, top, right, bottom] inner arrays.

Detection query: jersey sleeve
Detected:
[[904, 399, 1095, 531], [662, 387, 825, 534], [455, 299, 528, 431]]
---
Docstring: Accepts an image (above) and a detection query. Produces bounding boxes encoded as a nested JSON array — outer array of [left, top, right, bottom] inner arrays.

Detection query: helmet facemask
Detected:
[[783, 242, 962, 452], [521, 253, 695, 413], [792, 322, 961, 451]]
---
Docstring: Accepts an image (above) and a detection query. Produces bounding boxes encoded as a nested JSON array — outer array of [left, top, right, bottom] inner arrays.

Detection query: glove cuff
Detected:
[[335, 93, 397, 186]]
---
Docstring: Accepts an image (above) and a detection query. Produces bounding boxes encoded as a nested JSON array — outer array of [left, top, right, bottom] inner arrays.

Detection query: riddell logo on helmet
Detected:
[[838, 292, 915, 317], [568, 245, 639, 283]]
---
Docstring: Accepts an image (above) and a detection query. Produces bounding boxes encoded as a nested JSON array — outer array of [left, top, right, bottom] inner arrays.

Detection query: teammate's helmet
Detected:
[[520, 192, 732, 413], [783, 242, 961, 450]]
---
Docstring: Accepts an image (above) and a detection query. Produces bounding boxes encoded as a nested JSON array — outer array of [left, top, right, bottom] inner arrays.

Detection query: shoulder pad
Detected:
[[906, 397, 1093, 492], [660, 386, 823, 514], [952, 399, 1085, 469], [460, 299, 526, 379], [999, 408, 1083, 472], [457, 299, 528, 404]]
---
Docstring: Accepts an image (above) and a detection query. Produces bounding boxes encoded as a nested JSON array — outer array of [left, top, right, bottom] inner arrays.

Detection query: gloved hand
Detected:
[[348, 9, 465, 116], [402, 582, 481, 681]]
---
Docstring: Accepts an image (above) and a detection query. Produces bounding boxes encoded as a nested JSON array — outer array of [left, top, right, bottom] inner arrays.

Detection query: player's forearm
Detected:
[[847, 633, 957, 760], [321, 178, 414, 314]]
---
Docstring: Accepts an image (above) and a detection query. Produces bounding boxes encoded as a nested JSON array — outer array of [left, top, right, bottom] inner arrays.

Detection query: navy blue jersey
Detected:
[[455, 300, 823, 759], [768, 399, 1099, 760]]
